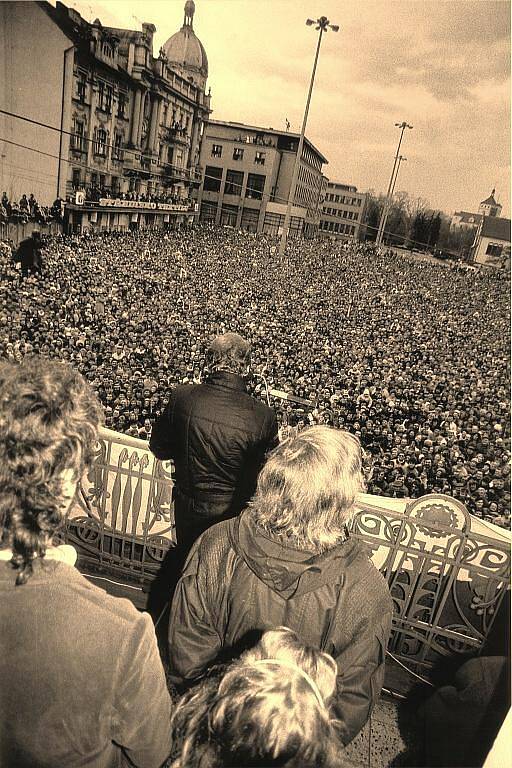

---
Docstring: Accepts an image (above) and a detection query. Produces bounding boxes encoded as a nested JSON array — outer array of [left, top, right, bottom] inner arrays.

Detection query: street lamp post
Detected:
[[390, 155, 406, 198], [278, 16, 338, 257], [385, 155, 406, 248], [375, 121, 413, 247]]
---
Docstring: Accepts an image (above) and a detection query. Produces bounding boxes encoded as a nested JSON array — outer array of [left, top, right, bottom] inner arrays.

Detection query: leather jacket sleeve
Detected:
[[167, 543, 222, 686], [332, 611, 392, 745], [149, 395, 176, 460], [265, 410, 279, 452]]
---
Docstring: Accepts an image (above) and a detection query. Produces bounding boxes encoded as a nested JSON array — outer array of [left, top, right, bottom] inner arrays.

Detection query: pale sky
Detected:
[[65, 0, 510, 216]]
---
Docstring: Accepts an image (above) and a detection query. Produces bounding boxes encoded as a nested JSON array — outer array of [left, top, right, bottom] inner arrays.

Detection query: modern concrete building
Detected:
[[471, 216, 510, 268], [319, 181, 367, 241], [0, 0, 211, 231], [196, 120, 328, 237]]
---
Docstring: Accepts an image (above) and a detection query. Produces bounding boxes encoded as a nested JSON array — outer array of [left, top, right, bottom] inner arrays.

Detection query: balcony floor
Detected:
[[344, 695, 420, 768]]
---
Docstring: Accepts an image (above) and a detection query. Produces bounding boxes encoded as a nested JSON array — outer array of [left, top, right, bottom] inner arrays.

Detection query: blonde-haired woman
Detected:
[[169, 426, 393, 746], [170, 627, 345, 767]]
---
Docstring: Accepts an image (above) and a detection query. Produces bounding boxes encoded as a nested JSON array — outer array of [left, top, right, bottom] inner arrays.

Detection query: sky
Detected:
[[65, 0, 510, 215]]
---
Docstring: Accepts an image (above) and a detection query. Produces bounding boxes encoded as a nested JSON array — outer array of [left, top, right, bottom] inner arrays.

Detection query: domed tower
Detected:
[[162, 1, 208, 89]]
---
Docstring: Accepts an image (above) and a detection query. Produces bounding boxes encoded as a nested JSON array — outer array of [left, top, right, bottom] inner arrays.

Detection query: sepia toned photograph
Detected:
[[0, 1, 510, 766]]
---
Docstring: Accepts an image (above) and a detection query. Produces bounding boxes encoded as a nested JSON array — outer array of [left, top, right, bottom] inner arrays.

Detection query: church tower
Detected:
[[478, 190, 502, 218]]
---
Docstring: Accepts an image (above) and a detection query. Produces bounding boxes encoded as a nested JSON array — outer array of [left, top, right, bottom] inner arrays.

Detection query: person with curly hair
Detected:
[[0, 357, 172, 768], [170, 627, 345, 768]]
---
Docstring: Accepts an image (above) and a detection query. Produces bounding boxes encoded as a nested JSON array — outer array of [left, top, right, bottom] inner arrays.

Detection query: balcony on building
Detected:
[[60, 424, 510, 766]]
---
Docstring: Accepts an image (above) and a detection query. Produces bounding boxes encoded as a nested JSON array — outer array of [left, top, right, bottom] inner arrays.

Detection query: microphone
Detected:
[[252, 367, 314, 409]]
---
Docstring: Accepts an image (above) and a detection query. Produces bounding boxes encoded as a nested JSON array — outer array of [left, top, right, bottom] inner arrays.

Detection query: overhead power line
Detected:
[[1, 109, 434, 247]]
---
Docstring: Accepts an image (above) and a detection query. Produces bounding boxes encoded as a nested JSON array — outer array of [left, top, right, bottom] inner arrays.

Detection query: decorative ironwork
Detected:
[[350, 494, 510, 677], [64, 427, 174, 582], [63, 430, 510, 675]]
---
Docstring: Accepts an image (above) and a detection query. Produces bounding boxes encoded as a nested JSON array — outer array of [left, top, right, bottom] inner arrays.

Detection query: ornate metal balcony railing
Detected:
[[63, 427, 510, 680], [65, 427, 174, 586], [351, 494, 510, 681]]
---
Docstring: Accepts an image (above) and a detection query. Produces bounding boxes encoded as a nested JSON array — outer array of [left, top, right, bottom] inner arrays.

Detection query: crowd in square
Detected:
[[0, 225, 509, 526]]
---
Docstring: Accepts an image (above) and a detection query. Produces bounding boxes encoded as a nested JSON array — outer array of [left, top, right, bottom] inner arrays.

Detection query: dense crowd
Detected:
[[0, 226, 510, 527], [84, 185, 193, 206], [0, 191, 64, 225]]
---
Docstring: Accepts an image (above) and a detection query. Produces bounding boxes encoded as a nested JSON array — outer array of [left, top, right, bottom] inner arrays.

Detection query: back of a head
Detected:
[[207, 332, 251, 375], [250, 425, 364, 552], [171, 628, 343, 768], [0, 357, 102, 584]]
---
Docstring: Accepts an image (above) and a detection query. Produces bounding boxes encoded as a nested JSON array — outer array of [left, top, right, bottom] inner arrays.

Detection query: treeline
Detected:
[[364, 190, 475, 255]]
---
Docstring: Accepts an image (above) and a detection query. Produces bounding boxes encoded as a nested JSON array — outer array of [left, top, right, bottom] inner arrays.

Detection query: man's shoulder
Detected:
[[242, 392, 275, 419], [58, 564, 149, 630]]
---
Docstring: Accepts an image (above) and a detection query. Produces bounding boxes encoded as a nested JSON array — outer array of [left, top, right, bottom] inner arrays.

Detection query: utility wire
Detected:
[[0, 107, 192, 180], [0, 108, 325, 207], [1, 110, 449, 249]]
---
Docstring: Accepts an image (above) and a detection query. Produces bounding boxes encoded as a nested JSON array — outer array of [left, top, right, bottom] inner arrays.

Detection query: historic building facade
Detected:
[[196, 120, 328, 237], [471, 215, 510, 268], [0, 0, 211, 231], [319, 181, 367, 241], [450, 190, 503, 234]]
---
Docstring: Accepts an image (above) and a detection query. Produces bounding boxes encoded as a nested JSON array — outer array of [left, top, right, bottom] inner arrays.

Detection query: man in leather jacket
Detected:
[[168, 426, 393, 746], [150, 332, 278, 552]]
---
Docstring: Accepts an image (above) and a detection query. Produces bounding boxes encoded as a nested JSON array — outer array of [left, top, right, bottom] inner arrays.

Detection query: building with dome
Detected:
[[162, 1, 208, 91], [0, 0, 211, 232]]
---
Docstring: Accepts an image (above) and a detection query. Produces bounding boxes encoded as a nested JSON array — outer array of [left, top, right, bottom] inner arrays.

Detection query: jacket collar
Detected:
[[205, 370, 247, 392], [229, 511, 362, 599]]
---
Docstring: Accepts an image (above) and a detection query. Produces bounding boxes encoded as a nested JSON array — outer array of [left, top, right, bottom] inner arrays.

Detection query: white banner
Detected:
[[98, 199, 190, 212]]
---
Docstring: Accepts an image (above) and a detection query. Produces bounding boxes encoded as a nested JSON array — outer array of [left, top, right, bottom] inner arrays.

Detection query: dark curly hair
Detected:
[[0, 357, 102, 585]]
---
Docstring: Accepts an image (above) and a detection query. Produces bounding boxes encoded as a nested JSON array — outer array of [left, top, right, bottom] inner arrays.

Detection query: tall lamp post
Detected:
[[385, 155, 406, 247], [375, 121, 413, 247], [278, 16, 338, 257], [390, 155, 406, 198]]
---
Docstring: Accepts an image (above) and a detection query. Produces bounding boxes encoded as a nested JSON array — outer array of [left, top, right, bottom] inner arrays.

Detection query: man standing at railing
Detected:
[[150, 332, 278, 554]]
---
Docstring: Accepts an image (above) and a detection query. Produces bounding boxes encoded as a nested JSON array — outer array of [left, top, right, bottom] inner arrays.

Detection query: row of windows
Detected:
[[71, 169, 121, 192], [203, 166, 266, 199], [301, 144, 322, 172], [323, 207, 359, 221], [325, 192, 361, 206], [71, 122, 124, 160], [75, 71, 128, 119], [295, 183, 316, 207], [210, 141, 324, 174], [75, 72, 193, 135], [211, 144, 266, 165], [298, 164, 320, 190], [319, 220, 356, 235]]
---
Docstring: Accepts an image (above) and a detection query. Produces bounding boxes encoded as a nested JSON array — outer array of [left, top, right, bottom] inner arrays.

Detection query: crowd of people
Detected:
[[84, 185, 193, 207], [0, 191, 64, 225], [0, 225, 510, 527]]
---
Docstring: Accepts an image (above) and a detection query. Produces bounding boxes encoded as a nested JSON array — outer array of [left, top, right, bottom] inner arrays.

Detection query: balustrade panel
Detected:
[[63, 429, 510, 677]]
